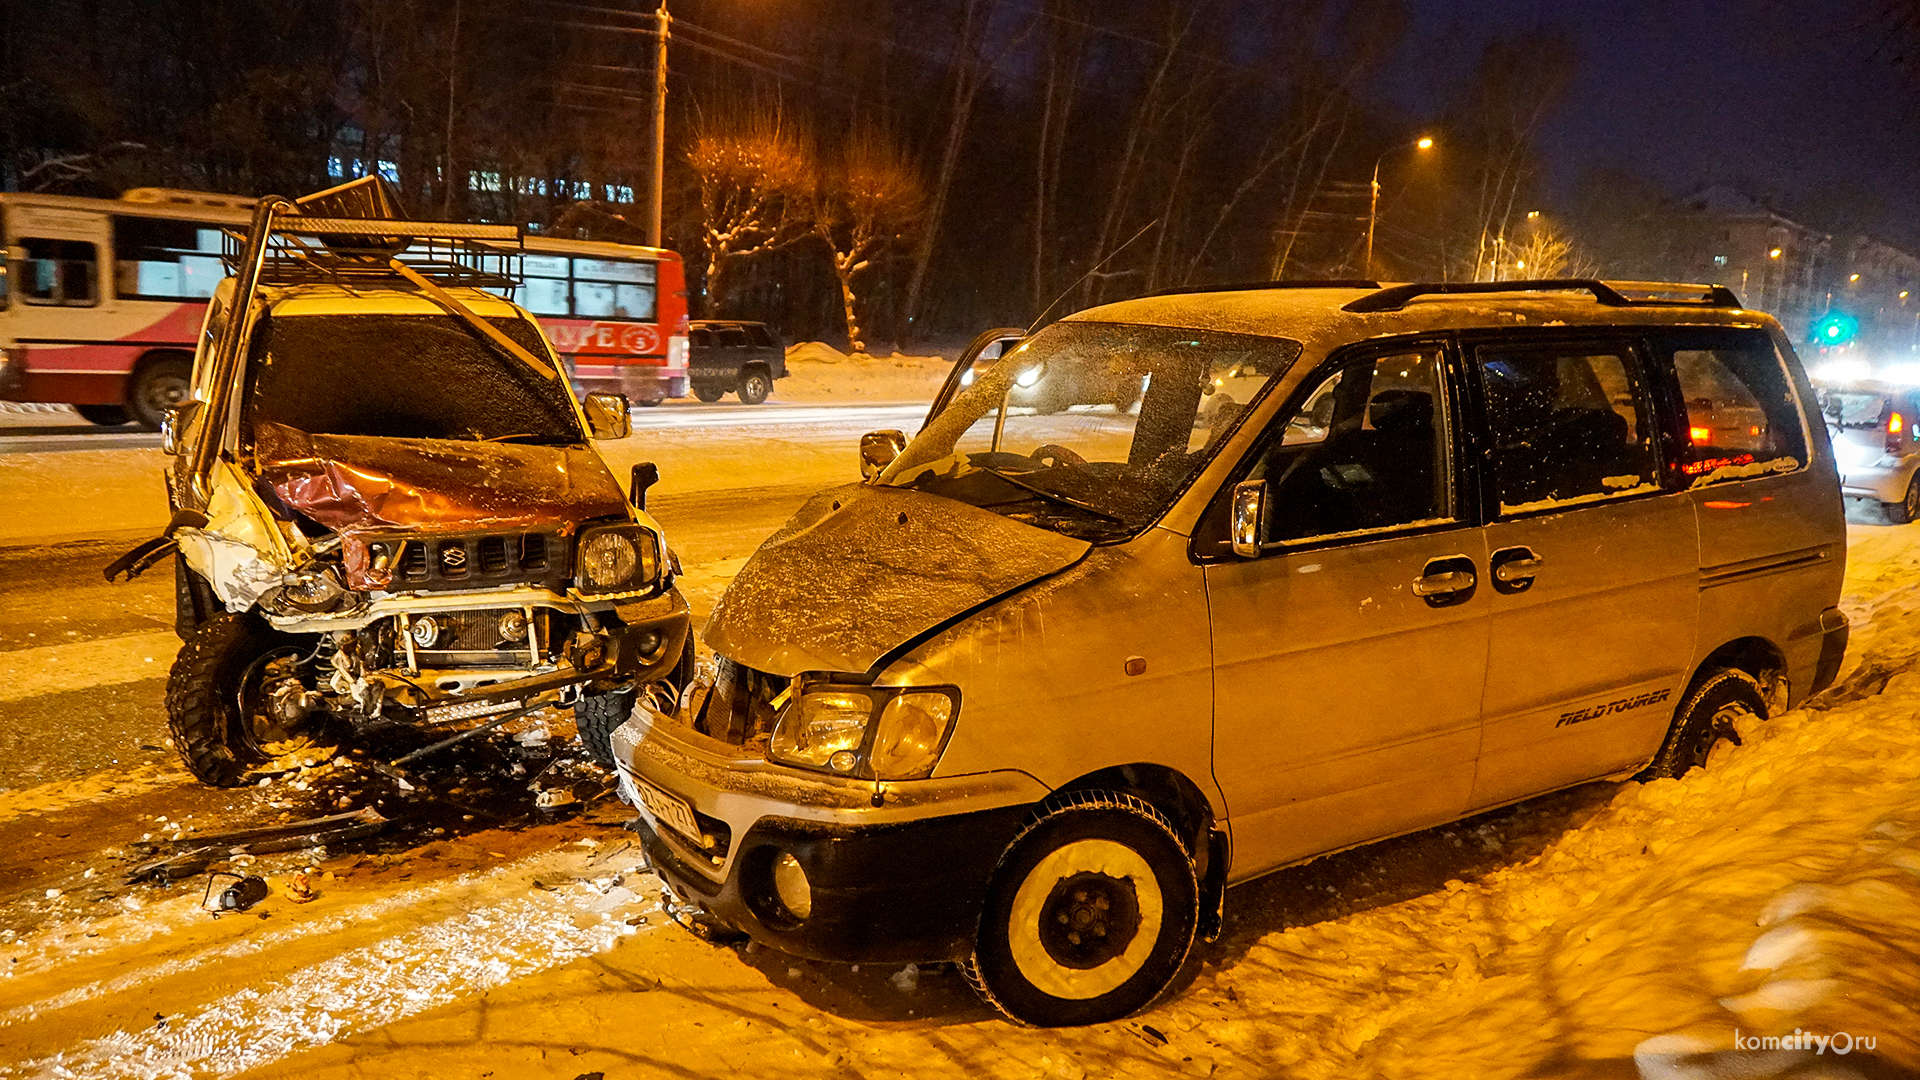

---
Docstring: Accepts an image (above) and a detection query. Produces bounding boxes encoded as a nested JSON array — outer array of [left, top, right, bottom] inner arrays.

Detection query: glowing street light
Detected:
[[1769, 248, 1783, 259], [1364, 135, 1436, 277]]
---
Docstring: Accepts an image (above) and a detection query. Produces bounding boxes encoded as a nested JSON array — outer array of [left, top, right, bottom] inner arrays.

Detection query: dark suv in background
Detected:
[[687, 320, 786, 405]]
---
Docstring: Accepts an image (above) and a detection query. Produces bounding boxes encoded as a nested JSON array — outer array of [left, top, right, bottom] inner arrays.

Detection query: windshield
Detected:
[[879, 321, 1302, 540], [243, 313, 583, 444]]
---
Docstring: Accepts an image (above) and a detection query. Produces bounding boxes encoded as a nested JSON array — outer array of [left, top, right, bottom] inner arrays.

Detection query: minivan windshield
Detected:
[[879, 321, 1302, 540], [243, 313, 584, 445]]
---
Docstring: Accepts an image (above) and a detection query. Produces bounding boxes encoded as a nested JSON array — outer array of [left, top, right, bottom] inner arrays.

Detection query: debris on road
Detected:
[[202, 872, 269, 913]]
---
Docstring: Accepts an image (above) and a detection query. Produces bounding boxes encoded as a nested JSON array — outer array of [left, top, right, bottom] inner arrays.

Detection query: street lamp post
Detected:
[[1363, 135, 1433, 278], [649, 1, 671, 248]]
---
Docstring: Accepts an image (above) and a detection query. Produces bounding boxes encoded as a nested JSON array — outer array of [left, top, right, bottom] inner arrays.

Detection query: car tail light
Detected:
[[1689, 426, 1711, 445], [1889, 411, 1907, 455]]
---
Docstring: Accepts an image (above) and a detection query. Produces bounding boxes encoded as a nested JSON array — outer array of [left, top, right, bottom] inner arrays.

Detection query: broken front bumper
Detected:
[[610, 702, 1045, 964]]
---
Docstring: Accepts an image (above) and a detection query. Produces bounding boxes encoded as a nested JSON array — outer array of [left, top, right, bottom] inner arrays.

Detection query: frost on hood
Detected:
[[253, 422, 628, 590], [705, 483, 1091, 677]]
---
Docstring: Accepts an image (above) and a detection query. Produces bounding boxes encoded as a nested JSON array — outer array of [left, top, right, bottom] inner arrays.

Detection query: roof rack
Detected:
[[1342, 278, 1743, 314], [220, 209, 524, 290], [1148, 278, 1381, 298]]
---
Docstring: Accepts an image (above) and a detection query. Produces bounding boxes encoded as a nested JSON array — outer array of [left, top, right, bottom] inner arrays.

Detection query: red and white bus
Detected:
[[0, 189, 689, 428]]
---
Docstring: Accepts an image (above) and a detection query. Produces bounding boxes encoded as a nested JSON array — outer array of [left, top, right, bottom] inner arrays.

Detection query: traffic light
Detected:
[[1811, 311, 1859, 348]]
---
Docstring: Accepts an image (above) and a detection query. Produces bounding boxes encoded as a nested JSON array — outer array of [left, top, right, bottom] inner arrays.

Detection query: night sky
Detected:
[[1375, 0, 1920, 245]]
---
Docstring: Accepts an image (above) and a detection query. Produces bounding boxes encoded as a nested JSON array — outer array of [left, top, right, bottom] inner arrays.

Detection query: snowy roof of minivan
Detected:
[[1064, 283, 1771, 353], [211, 278, 530, 320]]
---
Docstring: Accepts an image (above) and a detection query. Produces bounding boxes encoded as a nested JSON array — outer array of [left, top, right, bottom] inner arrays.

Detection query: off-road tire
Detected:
[[164, 613, 285, 787], [737, 368, 772, 405], [74, 404, 131, 426], [174, 558, 219, 640], [127, 354, 191, 431], [574, 686, 636, 768], [1885, 474, 1920, 525], [692, 385, 726, 403], [965, 790, 1200, 1027], [1637, 668, 1764, 781]]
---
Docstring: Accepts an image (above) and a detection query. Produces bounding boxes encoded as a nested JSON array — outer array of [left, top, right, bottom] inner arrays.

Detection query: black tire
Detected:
[[636, 397, 664, 408], [173, 558, 219, 640], [165, 613, 331, 787], [1637, 669, 1763, 781], [737, 368, 772, 405], [1885, 474, 1920, 524], [127, 355, 192, 431], [966, 791, 1200, 1027], [75, 404, 131, 426], [691, 385, 726, 403], [574, 686, 636, 768]]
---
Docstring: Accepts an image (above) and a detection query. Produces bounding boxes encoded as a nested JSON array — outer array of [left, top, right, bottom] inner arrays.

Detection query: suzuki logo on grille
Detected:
[[440, 545, 467, 569]]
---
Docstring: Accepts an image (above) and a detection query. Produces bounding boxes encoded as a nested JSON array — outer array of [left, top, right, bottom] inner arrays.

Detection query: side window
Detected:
[[521, 254, 571, 316], [746, 325, 774, 348], [1478, 346, 1658, 512], [112, 217, 225, 300], [718, 328, 751, 349], [20, 238, 99, 306], [1249, 349, 1449, 543], [1650, 329, 1808, 484]]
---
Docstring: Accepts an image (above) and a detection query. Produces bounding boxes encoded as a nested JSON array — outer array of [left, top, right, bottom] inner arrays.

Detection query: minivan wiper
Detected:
[[979, 467, 1129, 524]]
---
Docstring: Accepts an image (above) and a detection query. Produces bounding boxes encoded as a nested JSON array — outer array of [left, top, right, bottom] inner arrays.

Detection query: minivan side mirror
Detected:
[[1230, 479, 1267, 557], [160, 401, 199, 456], [860, 429, 908, 480], [583, 392, 632, 440]]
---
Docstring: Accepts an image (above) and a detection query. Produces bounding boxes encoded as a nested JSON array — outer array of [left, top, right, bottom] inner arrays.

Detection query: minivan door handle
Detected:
[[1491, 546, 1543, 593], [1413, 555, 1478, 607]]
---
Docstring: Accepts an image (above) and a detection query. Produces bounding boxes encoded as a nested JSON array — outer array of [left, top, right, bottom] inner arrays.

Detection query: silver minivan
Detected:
[[612, 280, 1849, 1026]]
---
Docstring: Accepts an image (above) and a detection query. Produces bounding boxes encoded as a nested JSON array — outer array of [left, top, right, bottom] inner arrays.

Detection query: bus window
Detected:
[[22, 239, 99, 306], [572, 257, 655, 321], [113, 217, 225, 300]]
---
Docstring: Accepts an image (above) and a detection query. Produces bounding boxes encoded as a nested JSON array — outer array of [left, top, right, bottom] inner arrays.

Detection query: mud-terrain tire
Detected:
[[1637, 668, 1764, 781], [574, 686, 636, 768], [737, 367, 772, 405], [174, 559, 220, 640], [75, 404, 131, 426], [166, 613, 320, 787], [1885, 474, 1920, 525], [966, 791, 1200, 1027], [692, 384, 726, 403]]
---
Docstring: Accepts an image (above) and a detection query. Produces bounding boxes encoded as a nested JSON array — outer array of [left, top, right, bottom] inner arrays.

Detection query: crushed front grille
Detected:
[[377, 531, 569, 592], [697, 656, 790, 745]]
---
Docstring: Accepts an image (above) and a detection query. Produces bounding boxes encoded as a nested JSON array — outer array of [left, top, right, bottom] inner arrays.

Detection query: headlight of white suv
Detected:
[[576, 524, 661, 593], [768, 680, 959, 780]]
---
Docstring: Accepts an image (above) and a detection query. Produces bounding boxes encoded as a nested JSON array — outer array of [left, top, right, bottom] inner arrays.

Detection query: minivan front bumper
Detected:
[[610, 703, 1045, 964]]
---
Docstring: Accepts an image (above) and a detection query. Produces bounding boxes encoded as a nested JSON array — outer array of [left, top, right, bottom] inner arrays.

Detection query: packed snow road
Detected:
[[0, 429, 1917, 1077]]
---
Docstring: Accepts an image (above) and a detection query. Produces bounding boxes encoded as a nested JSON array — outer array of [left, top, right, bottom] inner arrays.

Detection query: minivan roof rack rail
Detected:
[[1342, 278, 1742, 313], [1149, 278, 1381, 298]]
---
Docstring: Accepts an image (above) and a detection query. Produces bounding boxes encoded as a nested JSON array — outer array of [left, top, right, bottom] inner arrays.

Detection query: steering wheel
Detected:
[[1029, 444, 1086, 469]]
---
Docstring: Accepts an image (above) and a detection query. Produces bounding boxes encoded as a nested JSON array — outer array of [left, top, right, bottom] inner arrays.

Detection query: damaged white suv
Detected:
[[108, 180, 690, 786]]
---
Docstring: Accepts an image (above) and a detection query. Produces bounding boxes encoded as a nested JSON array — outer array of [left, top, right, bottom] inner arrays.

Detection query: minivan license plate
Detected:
[[635, 779, 701, 841]]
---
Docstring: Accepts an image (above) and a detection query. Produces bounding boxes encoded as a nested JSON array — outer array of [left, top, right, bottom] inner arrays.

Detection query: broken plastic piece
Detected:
[[203, 873, 270, 913]]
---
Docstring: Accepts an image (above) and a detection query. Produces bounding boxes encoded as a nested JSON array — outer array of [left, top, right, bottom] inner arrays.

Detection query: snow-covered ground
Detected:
[[0, 523, 1913, 1079]]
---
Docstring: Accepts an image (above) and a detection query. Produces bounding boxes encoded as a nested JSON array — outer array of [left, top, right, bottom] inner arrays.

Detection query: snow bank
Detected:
[[773, 342, 951, 404]]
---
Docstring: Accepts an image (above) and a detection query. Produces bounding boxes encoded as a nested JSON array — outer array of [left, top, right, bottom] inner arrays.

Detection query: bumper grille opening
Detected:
[[383, 531, 571, 591], [696, 656, 790, 746]]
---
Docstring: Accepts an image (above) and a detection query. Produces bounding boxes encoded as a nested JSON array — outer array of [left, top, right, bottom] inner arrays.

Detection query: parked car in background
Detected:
[[687, 320, 785, 405], [1814, 379, 1920, 521]]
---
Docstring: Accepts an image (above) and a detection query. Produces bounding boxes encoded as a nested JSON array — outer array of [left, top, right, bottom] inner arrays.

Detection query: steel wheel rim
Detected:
[[1006, 838, 1162, 1000]]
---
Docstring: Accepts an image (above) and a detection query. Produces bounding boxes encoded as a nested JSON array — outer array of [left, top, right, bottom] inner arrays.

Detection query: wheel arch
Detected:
[[1691, 635, 1789, 711], [1049, 762, 1228, 938]]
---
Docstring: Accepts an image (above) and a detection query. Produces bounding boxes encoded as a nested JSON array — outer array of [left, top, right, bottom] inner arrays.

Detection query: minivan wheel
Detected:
[[737, 368, 772, 405], [966, 791, 1199, 1027], [1637, 669, 1764, 781], [1885, 475, 1920, 524]]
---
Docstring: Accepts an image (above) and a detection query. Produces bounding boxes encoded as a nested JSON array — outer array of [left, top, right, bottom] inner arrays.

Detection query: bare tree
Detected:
[[686, 104, 813, 315], [1497, 216, 1598, 279], [804, 134, 926, 354]]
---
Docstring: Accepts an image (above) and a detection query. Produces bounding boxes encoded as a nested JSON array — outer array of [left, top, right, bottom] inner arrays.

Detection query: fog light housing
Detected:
[[771, 852, 812, 921]]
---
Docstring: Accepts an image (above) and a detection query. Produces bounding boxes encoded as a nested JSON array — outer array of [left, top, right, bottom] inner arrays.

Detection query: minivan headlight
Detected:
[[767, 681, 959, 779], [576, 525, 660, 593]]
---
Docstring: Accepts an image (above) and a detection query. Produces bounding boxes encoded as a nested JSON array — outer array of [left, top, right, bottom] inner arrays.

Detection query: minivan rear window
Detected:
[[1647, 329, 1807, 486]]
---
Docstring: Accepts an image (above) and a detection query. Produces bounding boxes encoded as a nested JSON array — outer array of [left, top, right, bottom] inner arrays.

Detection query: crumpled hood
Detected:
[[252, 422, 629, 590], [704, 483, 1092, 676]]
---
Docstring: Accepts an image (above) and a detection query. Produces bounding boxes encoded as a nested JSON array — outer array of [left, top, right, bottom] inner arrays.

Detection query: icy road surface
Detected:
[[0, 413, 1916, 1075]]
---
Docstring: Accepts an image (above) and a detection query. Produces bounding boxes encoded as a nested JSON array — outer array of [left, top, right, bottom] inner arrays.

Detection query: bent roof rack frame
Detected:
[[1148, 278, 1381, 298], [1342, 278, 1742, 314]]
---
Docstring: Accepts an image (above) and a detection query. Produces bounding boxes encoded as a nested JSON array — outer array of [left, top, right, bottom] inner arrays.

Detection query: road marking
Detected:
[[0, 630, 178, 704]]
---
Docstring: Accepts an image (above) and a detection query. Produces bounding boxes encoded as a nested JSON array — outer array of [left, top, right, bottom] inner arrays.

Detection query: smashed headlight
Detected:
[[767, 679, 959, 780], [576, 524, 661, 594]]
